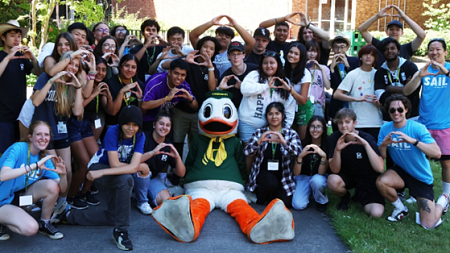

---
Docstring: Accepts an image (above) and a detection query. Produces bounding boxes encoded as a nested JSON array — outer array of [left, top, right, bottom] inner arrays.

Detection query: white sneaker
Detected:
[[137, 202, 153, 215], [406, 196, 417, 204]]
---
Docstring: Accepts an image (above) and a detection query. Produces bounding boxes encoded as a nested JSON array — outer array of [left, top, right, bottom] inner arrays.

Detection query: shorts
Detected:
[[172, 107, 199, 143], [338, 172, 385, 206], [17, 99, 35, 128], [313, 102, 324, 117], [390, 165, 435, 202], [148, 177, 168, 206], [238, 120, 257, 143], [67, 118, 94, 143], [47, 137, 70, 150], [429, 127, 450, 156], [295, 100, 314, 126]]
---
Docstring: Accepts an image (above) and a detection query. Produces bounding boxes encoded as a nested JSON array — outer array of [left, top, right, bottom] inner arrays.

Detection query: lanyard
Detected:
[[269, 129, 282, 159], [311, 68, 317, 83], [96, 95, 99, 114], [120, 135, 136, 162], [146, 46, 156, 66], [309, 154, 318, 176], [387, 67, 401, 85], [118, 76, 134, 106], [338, 63, 346, 80], [25, 145, 37, 191]]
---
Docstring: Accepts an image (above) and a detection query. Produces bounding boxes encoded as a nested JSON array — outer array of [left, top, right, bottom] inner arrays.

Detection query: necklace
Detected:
[[166, 76, 175, 90]]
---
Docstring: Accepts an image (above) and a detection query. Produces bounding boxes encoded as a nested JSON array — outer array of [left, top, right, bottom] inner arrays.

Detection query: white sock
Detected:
[[442, 181, 450, 195], [392, 198, 405, 211], [437, 195, 449, 208], [41, 218, 50, 225]]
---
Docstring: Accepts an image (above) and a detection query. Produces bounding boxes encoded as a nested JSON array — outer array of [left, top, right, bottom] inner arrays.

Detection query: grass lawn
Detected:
[[326, 161, 450, 253]]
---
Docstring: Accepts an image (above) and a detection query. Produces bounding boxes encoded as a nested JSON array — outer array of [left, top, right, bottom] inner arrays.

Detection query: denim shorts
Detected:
[[67, 118, 94, 143], [148, 177, 168, 206], [238, 120, 257, 143]]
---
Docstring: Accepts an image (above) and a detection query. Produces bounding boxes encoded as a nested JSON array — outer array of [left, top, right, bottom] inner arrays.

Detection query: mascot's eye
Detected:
[[204, 104, 212, 118], [223, 105, 232, 119]]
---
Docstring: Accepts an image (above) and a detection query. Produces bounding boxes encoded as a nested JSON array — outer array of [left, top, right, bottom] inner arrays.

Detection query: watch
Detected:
[[446, 70, 450, 77]]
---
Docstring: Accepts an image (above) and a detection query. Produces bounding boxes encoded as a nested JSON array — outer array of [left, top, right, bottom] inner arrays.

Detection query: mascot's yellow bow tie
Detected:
[[203, 135, 234, 167]]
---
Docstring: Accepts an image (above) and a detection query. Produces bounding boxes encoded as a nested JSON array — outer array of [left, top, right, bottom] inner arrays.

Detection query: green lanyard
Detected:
[[270, 129, 282, 159], [118, 76, 134, 106], [146, 46, 156, 66], [387, 68, 401, 85], [95, 95, 99, 114], [311, 68, 317, 83], [24, 145, 37, 192], [120, 135, 136, 162]]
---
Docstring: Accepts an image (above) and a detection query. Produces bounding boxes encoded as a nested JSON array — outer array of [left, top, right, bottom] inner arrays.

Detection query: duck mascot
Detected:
[[151, 90, 294, 244]]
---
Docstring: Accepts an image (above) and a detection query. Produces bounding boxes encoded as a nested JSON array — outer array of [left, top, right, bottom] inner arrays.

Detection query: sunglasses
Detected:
[[115, 29, 128, 34], [389, 107, 404, 114], [263, 51, 279, 58]]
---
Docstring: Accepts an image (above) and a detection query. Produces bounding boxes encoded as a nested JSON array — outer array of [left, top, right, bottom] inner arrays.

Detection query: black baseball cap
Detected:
[[228, 41, 244, 53], [387, 20, 403, 29], [253, 27, 271, 40]]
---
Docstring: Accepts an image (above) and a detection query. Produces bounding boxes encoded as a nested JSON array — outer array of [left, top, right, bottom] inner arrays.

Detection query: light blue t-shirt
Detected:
[[213, 51, 232, 77], [378, 120, 436, 184], [418, 62, 450, 130], [0, 142, 58, 206]]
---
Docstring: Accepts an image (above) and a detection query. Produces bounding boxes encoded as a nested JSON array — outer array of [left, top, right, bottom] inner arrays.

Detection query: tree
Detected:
[[423, 0, 450, 31]]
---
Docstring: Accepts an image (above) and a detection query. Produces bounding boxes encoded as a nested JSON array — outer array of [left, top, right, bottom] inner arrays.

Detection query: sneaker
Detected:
[[51, 200, 68, 223], [137, 202, 153, 215], [405, 196, 417, 204], [112, 229, 133, 251], [52, 204, 70, 224], [38, 220, 63, 239], [80, 192, 100, 206], [337, 192, 351, 210], [387, 207, 409, 222], [439, 193, 449, 215], [67, 196, 88, 210], [89, 185, 99, 195], [0, 224, 10, 241], [316, 202, 327, 212], [397, 190, 406, 202]]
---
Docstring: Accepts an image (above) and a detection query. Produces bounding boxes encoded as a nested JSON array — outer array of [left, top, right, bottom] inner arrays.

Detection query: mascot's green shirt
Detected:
[[184, 135, 246, 186]]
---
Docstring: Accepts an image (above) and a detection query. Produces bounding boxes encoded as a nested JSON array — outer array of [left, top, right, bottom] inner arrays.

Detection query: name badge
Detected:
[[19, 195, 33, 206], [57, 121, 67, 134], [94, 118, 102, 129], [310, 95, 315, 103], [267, 160, 279, 171]]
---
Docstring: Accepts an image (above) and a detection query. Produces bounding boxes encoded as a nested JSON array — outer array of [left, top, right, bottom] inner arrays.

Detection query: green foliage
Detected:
[[109, 3, 150, 31], [0, 0, 30, 24], [328, 161, 450, 253], [371, 28, 450, 57], [423, 0, 450, 31], [61, 0, 105, 27], [26, 73, 37, 87]]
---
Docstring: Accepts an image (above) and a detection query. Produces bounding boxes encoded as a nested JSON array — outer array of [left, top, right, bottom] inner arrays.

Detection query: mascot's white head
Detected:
[[198, 91, 238, 138]]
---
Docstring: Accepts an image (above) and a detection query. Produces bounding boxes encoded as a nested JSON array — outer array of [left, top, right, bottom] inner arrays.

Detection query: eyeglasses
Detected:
[[229, 52, 244, 58], [389, 107, 404, 114], [309, 125, 323, 131], [102, 43, 116, 50], [263, 51, 279, 58], [96, 28, 110, 34], [333, 45, 348, 51], [115, 29, 128, 34]]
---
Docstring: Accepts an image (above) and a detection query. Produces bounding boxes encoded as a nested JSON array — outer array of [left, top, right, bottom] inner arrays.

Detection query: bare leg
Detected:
[[26, 180, 59, 220], [155, 189, 171, 206], [417, 197, 443, 229], [440, 160, 450, 184], [327, 174, 347, 197], [376, 170, 405, 202], [18, 121, 29, 142], [363, 203, 384, 217], [0, 205, 38, 236]]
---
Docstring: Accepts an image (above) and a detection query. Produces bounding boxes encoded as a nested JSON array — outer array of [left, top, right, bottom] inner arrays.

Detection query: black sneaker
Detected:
[[90, 185, 99, 195], [52, 204, 70, 224], [397, 190, 406, 202], [0, 224, 10, 241], [112, 229, 133, 251], [316, 202, 327, 212], [67, 196, 89, 210], [337, 192, 351, 210], [38, 220, 63, 239], [80, 192, 100, 206]]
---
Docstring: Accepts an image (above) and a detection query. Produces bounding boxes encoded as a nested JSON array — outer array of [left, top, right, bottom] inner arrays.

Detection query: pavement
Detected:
[[1, 192, 349, 253]]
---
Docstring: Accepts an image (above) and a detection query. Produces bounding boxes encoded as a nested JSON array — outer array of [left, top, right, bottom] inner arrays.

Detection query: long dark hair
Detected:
[[258, 51, 289, 100], [265, 102, 287, 127], [93, 35, 119, 58], [303, 116, 328, 156], [50, 32, 78, 62], [284, 43, 307, 84], [118, 54, 139, 78], [196, 36, 221, 62]]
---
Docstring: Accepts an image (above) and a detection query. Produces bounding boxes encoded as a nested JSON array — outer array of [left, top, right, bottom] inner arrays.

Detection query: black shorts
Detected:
[[338, 172, 385, 206], [46, 137, 70, 150], [390, 165, 435, 202]]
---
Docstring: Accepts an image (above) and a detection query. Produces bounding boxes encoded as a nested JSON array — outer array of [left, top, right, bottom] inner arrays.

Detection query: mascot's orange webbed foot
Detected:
[[248, 199, 295, 244], [152, 195, 210, 243]]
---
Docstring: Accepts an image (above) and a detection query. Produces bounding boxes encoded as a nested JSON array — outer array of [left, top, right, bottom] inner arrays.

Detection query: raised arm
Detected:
[[224, 15, 255, 55], [259, 12, 299, 28], [358, 5, 393, 43], [189, 15, 226, 49]]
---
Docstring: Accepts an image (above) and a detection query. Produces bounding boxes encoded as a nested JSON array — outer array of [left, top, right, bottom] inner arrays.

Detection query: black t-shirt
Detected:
[[244, 51, 263, 66], [372, 37, 414, 69], [260, 142, 283, 179], [318, 45, 331, 66], [374, 59, 420, 121], [143, 130, 176, 179], [219, 63, 258, 109], [84, 93, 106, 121], [129, 44, 165, 83], [328, 130, 381, 179], [105, 75, 145, 125], [267, 41, 291, 58], [0, 51, 33, 122], [175, 62, 220, 114], [300, 146, 328, 176]]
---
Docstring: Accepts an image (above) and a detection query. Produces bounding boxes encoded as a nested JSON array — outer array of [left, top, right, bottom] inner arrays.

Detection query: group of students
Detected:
[[1, 4, 450, 250]]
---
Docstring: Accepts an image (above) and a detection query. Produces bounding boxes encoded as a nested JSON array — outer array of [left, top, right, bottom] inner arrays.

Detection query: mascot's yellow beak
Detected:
[[199, 117, 238, 136]]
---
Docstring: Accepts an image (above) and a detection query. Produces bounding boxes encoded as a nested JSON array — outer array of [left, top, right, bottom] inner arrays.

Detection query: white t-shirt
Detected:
[[337, 68, 382, 128], [156, 46, 194, 73], [37, 42, 55, 69], [292, 69, 312, 95]]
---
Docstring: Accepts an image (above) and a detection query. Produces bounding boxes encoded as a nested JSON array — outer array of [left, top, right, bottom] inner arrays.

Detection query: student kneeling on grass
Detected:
[[377, 94, 449, 229], [327, 108, 385, 217]]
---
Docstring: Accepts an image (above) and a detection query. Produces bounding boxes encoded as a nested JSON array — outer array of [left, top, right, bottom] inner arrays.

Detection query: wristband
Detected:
[[306, 22, 313, 29], [150, 151, 154, 156], [165, 96, 171, 101], [189, 97, 195, 103], [35, 162, 39, 170], [296, 159, 303, 165], [208, 67, 215, 71], [413, 139, 419, 146], [68, 54, 73, 62], [446, 70, 450, 77], [88, 71, 98, 75], [137, 98, 142, 102], [49, 78, 54, 85], [289, 86, 292, 93], [274, 18, 278, 24], [320, 159, 327, 165], [24, 165, 30, 173]]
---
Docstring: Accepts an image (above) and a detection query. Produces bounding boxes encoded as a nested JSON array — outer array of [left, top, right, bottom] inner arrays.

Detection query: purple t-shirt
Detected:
[[142, 72, 195, 122], [308, 64, 330, 106]]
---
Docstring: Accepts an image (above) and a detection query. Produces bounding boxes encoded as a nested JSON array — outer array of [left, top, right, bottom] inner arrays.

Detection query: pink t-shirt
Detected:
[[308, 64, 330, 106]]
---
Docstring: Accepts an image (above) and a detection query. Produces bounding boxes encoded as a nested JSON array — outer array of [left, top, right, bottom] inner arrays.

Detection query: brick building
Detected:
[[112, 0, 448, 39]]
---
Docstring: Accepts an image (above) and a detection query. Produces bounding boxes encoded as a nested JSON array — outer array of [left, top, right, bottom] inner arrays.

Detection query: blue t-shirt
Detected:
[[378, 120, 436, 184], [88, 124, 145, 167], [32, 73, 69, 141], [418, 62, 450, 130], [142, 72, 194, 122], [0, 142, 58, 206]]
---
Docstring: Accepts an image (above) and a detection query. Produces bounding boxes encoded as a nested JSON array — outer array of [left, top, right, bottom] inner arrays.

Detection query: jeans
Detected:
[[292, 174, 328, 210]]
